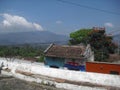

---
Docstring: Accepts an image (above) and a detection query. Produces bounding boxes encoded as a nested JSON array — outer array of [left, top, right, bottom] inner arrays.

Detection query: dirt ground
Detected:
[[0, 77, 65, 90]]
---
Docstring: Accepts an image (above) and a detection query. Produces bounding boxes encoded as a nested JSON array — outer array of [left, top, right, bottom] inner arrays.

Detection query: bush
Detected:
[[37, 55, 44, 62]]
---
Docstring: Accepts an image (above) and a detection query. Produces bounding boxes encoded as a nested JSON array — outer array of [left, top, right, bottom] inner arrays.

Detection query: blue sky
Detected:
[[0, 0, 120, 35]]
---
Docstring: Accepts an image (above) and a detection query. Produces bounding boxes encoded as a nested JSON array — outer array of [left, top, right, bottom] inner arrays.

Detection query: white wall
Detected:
[[0, 58, 120, 88], [84, 44, 94, 62], [1, 71, 106, 90]]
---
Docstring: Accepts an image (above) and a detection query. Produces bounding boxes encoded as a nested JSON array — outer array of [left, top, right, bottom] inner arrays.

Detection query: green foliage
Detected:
[[37, 55, 44, 62], [69, 29, 92, 45], [94, 48, 109, 62], [0, 45, 44, 59], [69, 28, 117, 62], [89, 30, 116, 54]]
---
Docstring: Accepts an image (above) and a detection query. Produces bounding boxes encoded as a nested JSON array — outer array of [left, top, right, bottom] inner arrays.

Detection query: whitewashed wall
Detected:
[[0, 58, 120, 88]]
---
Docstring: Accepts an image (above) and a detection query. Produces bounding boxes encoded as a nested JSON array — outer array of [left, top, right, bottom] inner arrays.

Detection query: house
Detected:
[[44, 44, 94, 71]]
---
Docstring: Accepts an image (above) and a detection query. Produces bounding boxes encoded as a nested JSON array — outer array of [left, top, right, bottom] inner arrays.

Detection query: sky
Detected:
[[0, 0, 120, 35]]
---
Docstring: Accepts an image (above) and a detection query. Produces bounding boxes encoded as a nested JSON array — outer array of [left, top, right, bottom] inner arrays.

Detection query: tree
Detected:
[[0, 45, 44, 61], [69, 29, 92, 45], [37, 55, 44, 62], [69, 28, 117, 61]]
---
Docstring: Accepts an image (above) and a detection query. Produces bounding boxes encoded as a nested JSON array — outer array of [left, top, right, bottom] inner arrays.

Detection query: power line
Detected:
[[57, 0, 120, 16]]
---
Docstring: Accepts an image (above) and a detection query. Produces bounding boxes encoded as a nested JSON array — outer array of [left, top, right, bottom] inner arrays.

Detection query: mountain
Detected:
[[0, 31, 69, 45]]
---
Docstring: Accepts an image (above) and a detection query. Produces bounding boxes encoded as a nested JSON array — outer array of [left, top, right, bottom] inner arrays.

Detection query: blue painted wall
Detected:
[[64, 64, 85, 71], [45, 57, 65, 68]]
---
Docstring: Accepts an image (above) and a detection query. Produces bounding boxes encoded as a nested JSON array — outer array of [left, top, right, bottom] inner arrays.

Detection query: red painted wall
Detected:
[[86, 62, 120, 75]]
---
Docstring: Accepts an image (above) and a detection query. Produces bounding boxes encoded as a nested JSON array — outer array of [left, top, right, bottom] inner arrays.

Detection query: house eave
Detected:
[[45, 55, 85, 60], [44, 43, 54, 53]]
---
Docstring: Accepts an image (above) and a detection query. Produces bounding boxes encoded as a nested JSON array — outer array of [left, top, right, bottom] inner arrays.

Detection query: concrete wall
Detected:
[[0, 58, 120, 88], [84, 44, 94, 62], [86, 62, 120, 74], [1, 71, 106, 90]]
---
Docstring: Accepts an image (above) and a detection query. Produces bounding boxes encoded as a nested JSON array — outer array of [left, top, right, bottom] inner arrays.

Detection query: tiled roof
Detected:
[[44, 44, 86, 59]]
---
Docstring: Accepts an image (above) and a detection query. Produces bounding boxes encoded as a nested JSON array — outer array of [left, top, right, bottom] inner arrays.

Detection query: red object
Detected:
[[67, 62, 79, 66], [86, 62, 120, 75]]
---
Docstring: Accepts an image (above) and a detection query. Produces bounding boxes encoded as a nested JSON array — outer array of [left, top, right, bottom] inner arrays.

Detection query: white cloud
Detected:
[[56, 20, 62, 24], [33, 23, 43, 30], [104, 22, 114, 28], [0, 13, 43, 32], [3, 20, 11, 26]]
